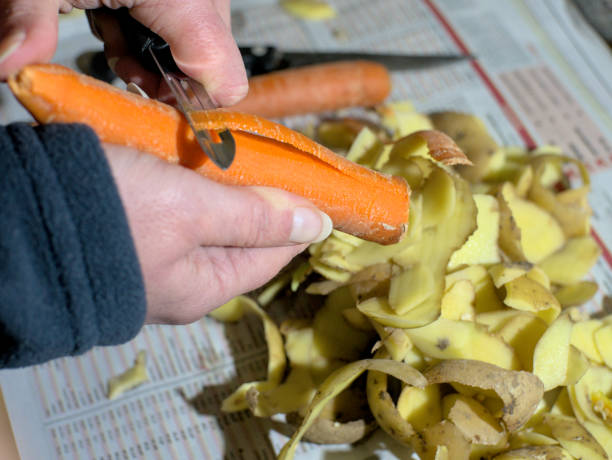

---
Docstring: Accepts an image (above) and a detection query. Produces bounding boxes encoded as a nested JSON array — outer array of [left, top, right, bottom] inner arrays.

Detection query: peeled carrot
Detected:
[[231, 60, 392, 118], [9, 64, 410, 244]]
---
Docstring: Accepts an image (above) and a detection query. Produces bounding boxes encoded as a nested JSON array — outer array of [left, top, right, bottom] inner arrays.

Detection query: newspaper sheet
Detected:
[[1, 0, 611, 458]]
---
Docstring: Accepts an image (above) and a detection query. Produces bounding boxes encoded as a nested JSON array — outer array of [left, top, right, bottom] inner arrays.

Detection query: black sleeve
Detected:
[[0, 123, 146, 368]]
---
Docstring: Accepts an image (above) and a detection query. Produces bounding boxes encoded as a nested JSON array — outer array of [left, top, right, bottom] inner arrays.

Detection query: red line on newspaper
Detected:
[[591, 229, 612, 269], [422, 0, 536, 149], [424, 0, 612, 270]]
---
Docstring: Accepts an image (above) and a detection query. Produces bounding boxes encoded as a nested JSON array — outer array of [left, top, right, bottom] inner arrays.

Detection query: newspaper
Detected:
[[1, 0, 611, 458]]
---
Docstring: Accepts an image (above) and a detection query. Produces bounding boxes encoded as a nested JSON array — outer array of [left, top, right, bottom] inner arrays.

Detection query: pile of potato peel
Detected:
[[210, 104, 611, 460]]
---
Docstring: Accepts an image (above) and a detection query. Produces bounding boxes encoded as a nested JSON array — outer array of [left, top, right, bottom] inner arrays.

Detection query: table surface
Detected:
[[0, 390, 19, 460], [1, 2, 611, 459]]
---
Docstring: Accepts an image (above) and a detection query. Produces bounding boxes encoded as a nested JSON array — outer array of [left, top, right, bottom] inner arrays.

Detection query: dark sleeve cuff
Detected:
[[0, 123, 146, 367]]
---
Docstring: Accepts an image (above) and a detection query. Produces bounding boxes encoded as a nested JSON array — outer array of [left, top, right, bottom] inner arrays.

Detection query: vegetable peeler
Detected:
[[112, 8, 236, 170]]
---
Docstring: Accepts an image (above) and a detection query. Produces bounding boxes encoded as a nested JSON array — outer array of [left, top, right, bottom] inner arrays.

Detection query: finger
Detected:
[[199, 245, 307, 303], [148, 244, 306, 323], [180, 181, 333, 249], [210, 0, 231, 29], [130, 0, 248, 106], [104, 143, 331, 249], [0, 0, 59, 79], [90, 9, 162, 96]]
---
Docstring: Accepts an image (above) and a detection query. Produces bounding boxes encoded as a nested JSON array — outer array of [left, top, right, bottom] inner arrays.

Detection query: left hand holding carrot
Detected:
[[104, 142, 332, 324]]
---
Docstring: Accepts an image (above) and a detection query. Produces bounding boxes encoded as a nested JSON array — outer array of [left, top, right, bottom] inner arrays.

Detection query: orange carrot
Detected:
[[231, 60, 392, 118], [9, 64, 411, 244]]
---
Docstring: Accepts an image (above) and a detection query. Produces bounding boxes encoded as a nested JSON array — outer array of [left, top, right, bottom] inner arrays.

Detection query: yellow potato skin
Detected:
[[539, 236, 601, 285], [543, 413, 608, 460], [220, 105, 604, 460], [488, 262, 530, 288], [563, 345, 590, 386], [448, 194, 501, 269], [497, 313, 547, 371], [107, 351, 148, 400], [397, 384, 442, 432], [571, 319, 604, 364], [594, 324, 612, 369], [503, 274, 561, 324], [532, 314, 573, 391], [407, 318, 520, 370], [555, 281, 598, 307], [429, 111, 499, 182], [214, 296, 287, 412], [440, 280, 475, 321], [389, 264, 434, 315], [493, 445, 573, 459], [499, 183, 566, 263], [445, 265, 504, 314], [442, 393, 505, 446], [280, 0, 336, 20], [419, 420, 472, 460]]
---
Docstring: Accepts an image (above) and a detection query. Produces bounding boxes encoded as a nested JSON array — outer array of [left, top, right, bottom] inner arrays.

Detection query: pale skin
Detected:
[[0, 0, 332, 324]]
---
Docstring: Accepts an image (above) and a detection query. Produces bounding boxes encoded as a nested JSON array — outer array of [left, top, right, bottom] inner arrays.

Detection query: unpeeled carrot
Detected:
[[9, 64, 410, 244], [231, 60, 391, 118]]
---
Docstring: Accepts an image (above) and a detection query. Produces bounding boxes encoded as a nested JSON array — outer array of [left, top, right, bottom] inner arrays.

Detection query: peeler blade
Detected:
[[149, 48, 235, 170]]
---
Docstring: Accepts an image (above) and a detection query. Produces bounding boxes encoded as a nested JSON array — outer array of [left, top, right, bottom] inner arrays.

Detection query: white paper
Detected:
[[1, 1, 611, 458]]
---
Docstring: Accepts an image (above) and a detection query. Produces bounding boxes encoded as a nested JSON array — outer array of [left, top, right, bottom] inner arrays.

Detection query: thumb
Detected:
[[0, 0, 59, 79], [130, 0, 248, 106]]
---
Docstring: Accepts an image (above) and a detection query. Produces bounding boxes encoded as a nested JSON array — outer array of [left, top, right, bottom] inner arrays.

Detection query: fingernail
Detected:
[[0, 30, 26, 65], [250, 187, 333, 243], [290, 207, 333, 243], [107, 57, 118, 73], [202, 76, 248, 107], [126, 82, 149, 98]]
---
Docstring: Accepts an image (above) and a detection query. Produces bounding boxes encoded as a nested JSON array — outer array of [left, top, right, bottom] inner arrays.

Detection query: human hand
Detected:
[[0, 0, 248, 106], [104, 143, 332, 325]]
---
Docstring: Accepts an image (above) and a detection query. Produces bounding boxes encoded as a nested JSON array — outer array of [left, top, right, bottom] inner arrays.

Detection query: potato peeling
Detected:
[[107, 351, 149, 400], [209, 106, 607, 459], [278, 358, 426, 459], [424, 359, 543, 432], [209, 295, 286, 412], [280, 0, 336, 20]]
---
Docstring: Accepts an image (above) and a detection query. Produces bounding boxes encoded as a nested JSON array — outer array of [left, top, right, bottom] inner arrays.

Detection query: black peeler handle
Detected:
[[238, 46, 291, 77], [108, 7, 180, 73]]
